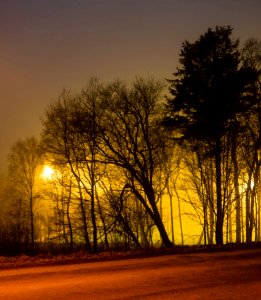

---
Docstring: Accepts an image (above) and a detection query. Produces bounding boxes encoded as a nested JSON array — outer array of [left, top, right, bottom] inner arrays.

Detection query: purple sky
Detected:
[[0, 0, 261, 172]]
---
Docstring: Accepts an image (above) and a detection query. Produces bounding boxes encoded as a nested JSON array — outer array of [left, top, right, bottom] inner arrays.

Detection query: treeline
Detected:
[[0, 26, 260, 254]]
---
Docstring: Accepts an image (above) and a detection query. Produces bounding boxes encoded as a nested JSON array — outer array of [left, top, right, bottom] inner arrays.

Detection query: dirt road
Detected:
[[0, 248, 260, 299]]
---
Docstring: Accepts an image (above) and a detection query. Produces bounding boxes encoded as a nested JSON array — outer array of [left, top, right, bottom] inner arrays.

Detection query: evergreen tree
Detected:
[[166, 26, 244, 245]]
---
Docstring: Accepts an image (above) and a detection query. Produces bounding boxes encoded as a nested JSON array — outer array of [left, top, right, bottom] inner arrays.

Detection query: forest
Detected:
[[0, 26, 260, 255]]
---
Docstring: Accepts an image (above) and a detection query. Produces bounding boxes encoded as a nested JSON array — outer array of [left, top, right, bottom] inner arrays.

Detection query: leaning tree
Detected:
[[97, 78, 174, 247]]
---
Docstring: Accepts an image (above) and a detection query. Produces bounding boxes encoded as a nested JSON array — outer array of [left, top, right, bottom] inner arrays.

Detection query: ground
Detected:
[[0, 245, 261, 299], [0, 242, 260, 270]]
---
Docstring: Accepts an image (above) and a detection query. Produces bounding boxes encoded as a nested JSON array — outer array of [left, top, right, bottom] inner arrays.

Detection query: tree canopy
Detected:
[[166, 26, 243, 142]]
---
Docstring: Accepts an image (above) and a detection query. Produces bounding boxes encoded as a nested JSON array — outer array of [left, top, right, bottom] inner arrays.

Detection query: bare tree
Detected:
[[240, 38, 261, 242], [8, 137, 43, 250], [97, 78, 173, 247], [42, 91, 92, 251]]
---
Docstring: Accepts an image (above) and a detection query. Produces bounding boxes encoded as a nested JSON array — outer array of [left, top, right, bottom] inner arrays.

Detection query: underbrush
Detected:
[[0, 242, 260, 270]]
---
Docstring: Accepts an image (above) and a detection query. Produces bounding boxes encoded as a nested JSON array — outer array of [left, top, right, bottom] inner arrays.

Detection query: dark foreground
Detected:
[[0, 248, 261, 299]]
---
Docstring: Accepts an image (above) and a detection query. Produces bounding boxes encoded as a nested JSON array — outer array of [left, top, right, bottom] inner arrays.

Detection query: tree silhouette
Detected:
[[98, 78, 173, 247], [8, 137, 43, 251], [166, 26, 244, 245], [240, 38, 261, 242]]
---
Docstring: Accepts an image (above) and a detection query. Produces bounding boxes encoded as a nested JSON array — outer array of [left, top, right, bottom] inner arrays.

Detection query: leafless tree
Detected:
[[7, 137, 43, 250], [97, 78, 173, 247]]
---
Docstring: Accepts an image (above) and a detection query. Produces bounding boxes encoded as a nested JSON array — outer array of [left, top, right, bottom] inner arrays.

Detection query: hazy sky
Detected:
[[1, 0, 261, 172]]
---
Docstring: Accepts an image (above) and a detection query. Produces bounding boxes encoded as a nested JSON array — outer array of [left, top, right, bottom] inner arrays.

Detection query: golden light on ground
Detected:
[[42, 165, 54, 180]]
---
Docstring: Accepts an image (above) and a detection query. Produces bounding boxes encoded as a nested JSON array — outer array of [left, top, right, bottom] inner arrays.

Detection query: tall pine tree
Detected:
[[166, 26, 244, 245]]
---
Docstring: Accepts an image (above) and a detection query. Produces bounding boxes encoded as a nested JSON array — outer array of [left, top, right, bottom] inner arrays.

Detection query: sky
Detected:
[[0, 0, 261, 173]]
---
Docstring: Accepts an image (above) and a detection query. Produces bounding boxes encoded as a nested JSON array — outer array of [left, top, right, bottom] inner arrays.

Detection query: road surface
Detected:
[[0, 248, 261, 299]]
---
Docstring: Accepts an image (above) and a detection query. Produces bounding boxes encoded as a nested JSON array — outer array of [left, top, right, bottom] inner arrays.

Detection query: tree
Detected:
[[240, 38, 261, 242], [70, 78, 104, 253], [8, 137, 43, 250], [42, 80, 117, 252], [166, 26, 244, 245], [42, 91, 92, 251], [97, 78, 173, 247], [42, 165, 75, 251], [0, 176, 30, 253]]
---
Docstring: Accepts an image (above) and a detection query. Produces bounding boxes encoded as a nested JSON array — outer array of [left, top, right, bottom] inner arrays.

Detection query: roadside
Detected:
[[0, 242, 260, 270]]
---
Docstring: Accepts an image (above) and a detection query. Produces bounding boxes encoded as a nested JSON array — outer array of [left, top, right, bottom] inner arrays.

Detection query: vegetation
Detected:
[[0, 26, 260, 255]]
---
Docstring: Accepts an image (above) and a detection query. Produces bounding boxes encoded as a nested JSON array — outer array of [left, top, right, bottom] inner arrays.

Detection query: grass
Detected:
[[0, 242, 260, 270]]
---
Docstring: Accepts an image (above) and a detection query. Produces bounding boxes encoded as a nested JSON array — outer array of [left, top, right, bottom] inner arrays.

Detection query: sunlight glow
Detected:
[[42, 165, 54, 180], [251, 180, 255, 190]]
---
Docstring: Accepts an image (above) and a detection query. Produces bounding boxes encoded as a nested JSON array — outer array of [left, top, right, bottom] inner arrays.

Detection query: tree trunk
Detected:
[[90, 186, 97, 253], [90, 106, 98, 253], [118, 213, 142, 249], [245, 189, 251, 243], [209, 203, 214, 245], [149, 196, 173, 248], [231, 133, 241, 243], [78, 182, 91, 251], [97, 192, 109, 250], [167, 179, 175, 244], [175, 186, 184, 246], [208, 178, 215, 245], [215, 138, 223, 245], [256, 184, 261, 242], [131, 182, 173, 248], [249, 186, 256, 242], [66, 184, 74, 251], [30, 191, 35, 250]]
